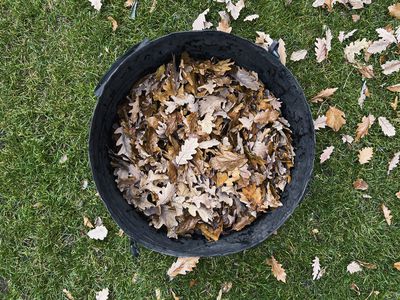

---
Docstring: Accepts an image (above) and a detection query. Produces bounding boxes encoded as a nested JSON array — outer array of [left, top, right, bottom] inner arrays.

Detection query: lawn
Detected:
[[1, 0, 400, 299]]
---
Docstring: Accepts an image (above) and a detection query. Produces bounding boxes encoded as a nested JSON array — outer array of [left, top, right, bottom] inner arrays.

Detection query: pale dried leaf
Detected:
[[388, 3, 400, 19], [314, 115, 327, 130], [338, 29, 357, 43], [210, 150, 248, 171], [217, 11, 232, 33], [315, 37, 328, 63], [356, 64, 374, 79], [167, 257, 200, 280], [355, 114, 375, 141], [63, 289, 75, 300], [344, 39, 370, 63], [320, 146, 334, 163], [357, 81, 368, 108], [378, 116, 396, 137], [342, 134, 354, 144], [387, 152, 400, 174], [192, 9, 213, 31], [198, 139, 220, 149], [124, 0, 134, 8], [312, 257, 324, 280], [396, 191, 400, 199], [95, 288, 109, 300], [353, 178, 368, 190], [394, 262, 400, 270], [170, 289, 179, 300], [59, 154, 68, 164], [382, 203, 392, 225], [326, 106, 346, 131], [226, 0, 245, 20], [233, 68, 261, 90], [198, 113, 215, 134], [290, 50, 308, 62], [278, 39, 287, 65], [244, 14, 259, 21], [352, 14, 361, 22], [266, 256, 287, 283], [115, 127, 132, 158], [382, 60, 400, 75], [347, 261, 362, 274], [87, 225, 108, 240], [311, 87, 338, 103], [368, 39, 391, 54], [387, 84, 400, 92], [83, 216, 94, 228], [358, 147, 373, 164], [175, 137, 199, 165], [89, 0, 102, 11], [107, 16, 118, 32]]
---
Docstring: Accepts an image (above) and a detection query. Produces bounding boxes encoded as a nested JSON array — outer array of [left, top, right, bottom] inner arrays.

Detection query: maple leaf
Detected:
[[266, 256, 287, 283], [192, 9, 213, 31], [382, 60, 400, 75], [347, 261, 362, 274], [353, 178, 368, 190], [311, 87, 338, 103], [167, 257, 200, 280], [314, 115, 327, 130], [388, 152, 400, 174], [87, 225, 108, 240], [396, 191, 400, 199], [394, 262, 400, 270], [382, 203, 392, 225], [387, 84, 400, 92], [226, 0, 245, 20], [352, 14, 361, 22], [95, 288, 109, 300], [326, 106, 346, 132], [388, 3, 400, 19], [175, 137, 199, 165], [115, 127, 132, 158], [378, 117, 396, 137], [355, 114, 375, 142], [107, 16, 118, 32], [320, 146, 334, 163], [124, 0, 134, 8], [290, 50, 308, 62], [244, 14, 259, 21], [198, 113, 215, 134], [217, 11, 232, 33], [312, 257, 324, 280], [89, 0, 102, 11], [358, 147, 373, 164]]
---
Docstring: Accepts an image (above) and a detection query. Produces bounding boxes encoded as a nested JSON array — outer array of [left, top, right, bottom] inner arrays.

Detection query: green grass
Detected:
[[1, 0, 400, 299]]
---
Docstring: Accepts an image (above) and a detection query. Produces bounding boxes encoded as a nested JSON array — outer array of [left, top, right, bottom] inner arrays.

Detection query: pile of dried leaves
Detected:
[[111, 53, 294, 240]]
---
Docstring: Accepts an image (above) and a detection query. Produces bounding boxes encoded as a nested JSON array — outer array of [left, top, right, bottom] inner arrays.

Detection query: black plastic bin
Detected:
[[89, 31, 315, 257]]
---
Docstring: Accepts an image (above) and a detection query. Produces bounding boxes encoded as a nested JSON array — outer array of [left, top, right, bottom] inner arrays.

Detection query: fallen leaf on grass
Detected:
[[396, 191, 400, 199], [312, 257, 324, 280], [358, 147, 373, 164], [357, 260, 377, 269], [356, 64, 374, 79], [338, 29, 357, 43], [320, 146, 334, 163], [226, 0, 245, 20], [355, 115, 375, 142], [59, 154, 68, 164], [378, 117, 396, 137], [216, 282, 233, 300], [326, 106, 346, 131], [344, 39, 370, 63], [367, 28, 397, 54], [266, 256, 287, 283], [387, 84, 400, 92], [314, 115, 327, 130], [192, 9, 213, 31], [290, 50, 308, 61], [244, 14, 259, 21], [82, 179, 89, 190], [357, 81, 369, 108], [352, 14, 360, 22], [87, 225, 108, 240], [388, 152, 400, 174], [155, 289, 161, 300], [107, 16, 118, 32], [347, 261, 362, 274], [381, 203, 392, 225], [150, 0, 157, 13], [89, 0, 102, 11], [394, 262, 400, 270], [315, 27, 332, 63], [63, 289, 75, 300], [117, 229, 124, 237], [342, 134, 354, 144], [95, 288, 109, 300], [388, 3, 400, 19], [350, 283, 361, 295], [217, 11, 232, 33], [382, 60, 400, 75], [83, 216, 94, 228], [167, 257, 200, 280], [170, 289, 180, 300], [124, 0, 134, 8], [353, 178, 368, 190], [311, 87, 338, 103]]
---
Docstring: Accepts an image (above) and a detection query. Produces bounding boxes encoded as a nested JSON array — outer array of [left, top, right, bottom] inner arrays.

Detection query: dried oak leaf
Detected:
[[192, 8, 213, 31], [356, 64, 374, 79], [394, 262, 400, 270], [210, 150, 248, 172], [320, 146, 334, 163], [382, 60, 400, 75], [311, 87, 338, 103], [217, 11, 232, 33], [388, 152, 400, 174], [167, 257, 200, 280], [387, 84, 400, 92], [233, 67, 261, 91], [315, 27, 332, 63], [342, 134, 354, 144], [312, 257, 324, 280], [326, 106, 346, 132], [347, 261, 362, 274], [357, 81, 369, 108], [83, 216, 94, 228], [107, 16, 118, 31], [175, 137, 199, 165], [244, 14, 259, 21], [87, 225, 108, 240], [198, 222, 223, 241], [226, 0, 245, 20], [388, 3, 400, 19], [378, 116, 396, 137], [338, 29, 357, 43], [344, 39, 370, 63], [278, 38, 287, 65], [382, 203, 392, 225], [314, 115, 327, 130], [89, 0, 102, 11], [353, 178, 368, 190], [254, 109, 280, 124], [290, 50, 308, 62], [266, 256, 287, 283], [358, 147, 373, 164], [355, 114, 375, 142], [95, 288, 109, 300]]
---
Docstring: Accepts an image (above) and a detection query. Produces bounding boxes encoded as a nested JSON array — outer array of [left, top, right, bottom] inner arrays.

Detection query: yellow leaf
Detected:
[[107, 16, 118, 32], [266, 256, 287, 283], [326, 106, 346, 132], [167, 257, 200, 280], [83, 216, 94, 228], [394, 262, 400, 270]]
